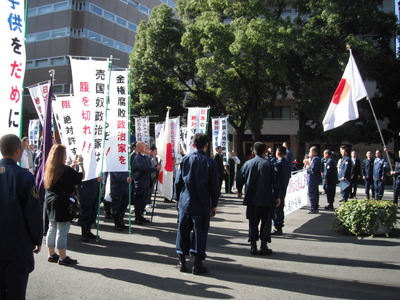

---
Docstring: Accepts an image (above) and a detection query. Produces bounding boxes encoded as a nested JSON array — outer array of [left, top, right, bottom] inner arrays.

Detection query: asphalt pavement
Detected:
[[26, 187, 400, 300]]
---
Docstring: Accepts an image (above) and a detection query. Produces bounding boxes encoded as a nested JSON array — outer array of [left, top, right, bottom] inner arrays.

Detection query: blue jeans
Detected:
[[46, 221, 70, 250]]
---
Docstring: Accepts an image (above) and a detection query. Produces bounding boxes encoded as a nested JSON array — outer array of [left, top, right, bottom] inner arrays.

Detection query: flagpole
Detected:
[[346, 45, 393, 171], [127, 67, 133, 234]]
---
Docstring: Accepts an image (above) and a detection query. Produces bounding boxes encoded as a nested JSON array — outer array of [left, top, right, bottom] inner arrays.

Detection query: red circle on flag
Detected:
[[332, 78, 349, 105]]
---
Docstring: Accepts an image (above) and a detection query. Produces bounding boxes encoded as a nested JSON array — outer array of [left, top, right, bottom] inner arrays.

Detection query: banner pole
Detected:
[[365, 96, 393, 171], [128, 67, 133, 234]]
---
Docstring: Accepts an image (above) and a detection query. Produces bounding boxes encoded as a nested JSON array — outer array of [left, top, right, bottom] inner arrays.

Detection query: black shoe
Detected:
[[119, 220, 128, 229], [139, 216, 150, 223], [47, 253, 59, 263], [177, 254, 186, 272], [308, 209, 319, 214], [86, 230, 97, 239], [58, 256, 78, 266], [324, 205, 334, 210], [114, 223, 124, 231], [134, 218, 143, 225], [164, 198, 174, 203], [339, 199, 347, 203], [104, 210, 112, 219], [259, 239, 273, 255], [192, 258, 207, 275], [271, 228, 283, 235], [250, 241, 257, 255]]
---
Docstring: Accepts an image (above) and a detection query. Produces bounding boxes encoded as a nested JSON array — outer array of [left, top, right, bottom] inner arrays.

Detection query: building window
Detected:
[[88, 31, 101, 42], [267, 106, 292, 119], [103, 10, 115, 22], [52, 28, 67, 38], [116, 17, 127, 27], [102, 36, 114, 46], [128, 0, 139, 9], [38, 5, 52, 15], [128, 22, 137, 32], [54, 2, 69, 11], [139, 4, 150, 15], [36, 59, 49, 68], [51, 57, 66, 66], [36, 31, 51, 41], [90, 4, 103, 16]]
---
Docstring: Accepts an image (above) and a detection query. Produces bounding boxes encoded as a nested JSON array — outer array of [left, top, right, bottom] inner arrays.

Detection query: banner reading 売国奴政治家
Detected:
[[70, 57, 110, 180], [0, 1, 26, 136], [284, 169, 308, 215]]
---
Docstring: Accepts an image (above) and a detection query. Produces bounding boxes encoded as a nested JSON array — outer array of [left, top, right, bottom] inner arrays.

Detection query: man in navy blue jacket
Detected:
[[272, 146, 291, 235], [236, 142, 280, 255], [0, 134, 43, 300], [338, 146, 352, 202], [132, 142, 160, 225], [323, 149, 337, 210], [373, 149, 388, 200], [307, 146, 321, 213], [362, 151, 375, 200], [175, 133, 219, 275]]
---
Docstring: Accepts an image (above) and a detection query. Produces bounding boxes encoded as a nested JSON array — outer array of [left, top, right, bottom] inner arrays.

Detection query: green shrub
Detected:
[[332, 200, 397, 236]]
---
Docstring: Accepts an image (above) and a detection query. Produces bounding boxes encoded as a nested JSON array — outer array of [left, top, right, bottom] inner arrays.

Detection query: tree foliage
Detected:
[[129, 0, 400, 156]]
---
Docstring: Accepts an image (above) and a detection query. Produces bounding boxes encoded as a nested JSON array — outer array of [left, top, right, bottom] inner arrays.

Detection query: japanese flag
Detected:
[[157, 109, 174, 200], [322, 51, 368, 131]]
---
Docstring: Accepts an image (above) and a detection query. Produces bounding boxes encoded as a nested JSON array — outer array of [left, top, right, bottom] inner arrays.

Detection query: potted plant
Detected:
[[332, 199, 397, 237]]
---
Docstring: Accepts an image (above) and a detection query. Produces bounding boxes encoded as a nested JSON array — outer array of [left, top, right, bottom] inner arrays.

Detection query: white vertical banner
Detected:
[[0, 0, 26, 135], [211, 116, 229, 164], [154, 122, 164, 152], [53, 95, 79, 160], [135, 117, 150, 144], [70, 57, 110, 180], [103, 70, 129, 172], [180, 126, 187, 154], [28, 119, 40, 149], [186, 107, 209, 153], [169, 117, 180, 158], [27, 81, 50, 126]]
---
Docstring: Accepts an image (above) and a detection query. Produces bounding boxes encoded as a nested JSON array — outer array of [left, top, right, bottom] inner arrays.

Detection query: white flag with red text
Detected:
[[157, 110, 174, 200], [322, 51, 368, 131]]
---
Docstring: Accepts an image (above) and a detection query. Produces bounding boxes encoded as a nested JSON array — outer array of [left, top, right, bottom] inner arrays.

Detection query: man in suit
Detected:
[[175, 133, 219, 275], [213, 146, 224, 194], [338, 146, 352, 202], [0, 134, 43, 299], [272, 146, 291, 235], [349, 151, 361, 199], [236, 142, 280, 255], [132, 142, 160, 224], [323, 149, 337, 210], [306, 146, 321, 213], [384, 147, 400, 205], [362, 151, 375, 199]]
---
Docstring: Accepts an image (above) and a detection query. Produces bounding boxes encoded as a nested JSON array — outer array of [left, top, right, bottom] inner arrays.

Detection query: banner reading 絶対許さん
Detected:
[[284, 169, 308, 215], [103, 70, 129, 172], [0, 1, 26, 136], [70, 57, 110, 180], [186, 107, 209, 154]]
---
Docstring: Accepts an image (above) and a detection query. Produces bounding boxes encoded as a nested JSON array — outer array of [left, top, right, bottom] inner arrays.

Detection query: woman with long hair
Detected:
[[44, 144, 84, 265]]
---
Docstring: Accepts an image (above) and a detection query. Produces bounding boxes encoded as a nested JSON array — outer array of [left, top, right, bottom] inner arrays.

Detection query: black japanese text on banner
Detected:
[[186, 107, 209, 154], [1, 1, 26, 135]]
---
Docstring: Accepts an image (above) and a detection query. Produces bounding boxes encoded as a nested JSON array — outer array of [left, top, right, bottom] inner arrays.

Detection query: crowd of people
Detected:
[[303, 145, 400, 214], [1, 132, 399, 298]]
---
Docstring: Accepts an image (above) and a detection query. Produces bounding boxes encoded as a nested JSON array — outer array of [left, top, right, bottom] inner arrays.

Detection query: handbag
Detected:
[[67, 185, 81, 222]]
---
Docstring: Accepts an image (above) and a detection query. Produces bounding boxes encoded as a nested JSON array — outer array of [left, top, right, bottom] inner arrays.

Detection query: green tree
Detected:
[[288, 0, 399, 157]]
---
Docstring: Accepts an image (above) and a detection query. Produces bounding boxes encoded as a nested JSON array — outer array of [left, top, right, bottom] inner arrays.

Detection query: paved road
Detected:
[[27, 189, 400, 300]]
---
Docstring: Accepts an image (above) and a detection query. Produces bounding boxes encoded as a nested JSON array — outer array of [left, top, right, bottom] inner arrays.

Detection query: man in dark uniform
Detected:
[[362, 151, 374, 199], [236, 142, 280, 255], [132, 142, 160, 225], [175, 133, 219, 275], [272, 146, 291, 235], [323, 149, 337, 210], [338, 146, 352, 202], [0, 134, 43, 300], [349, 151, 361, 199], [384, 147, 399, 205], [307, 146, 321, 213], [373, 149, 388, 200], [79, 177, 102, 241], [213, 146, 224, 194]]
